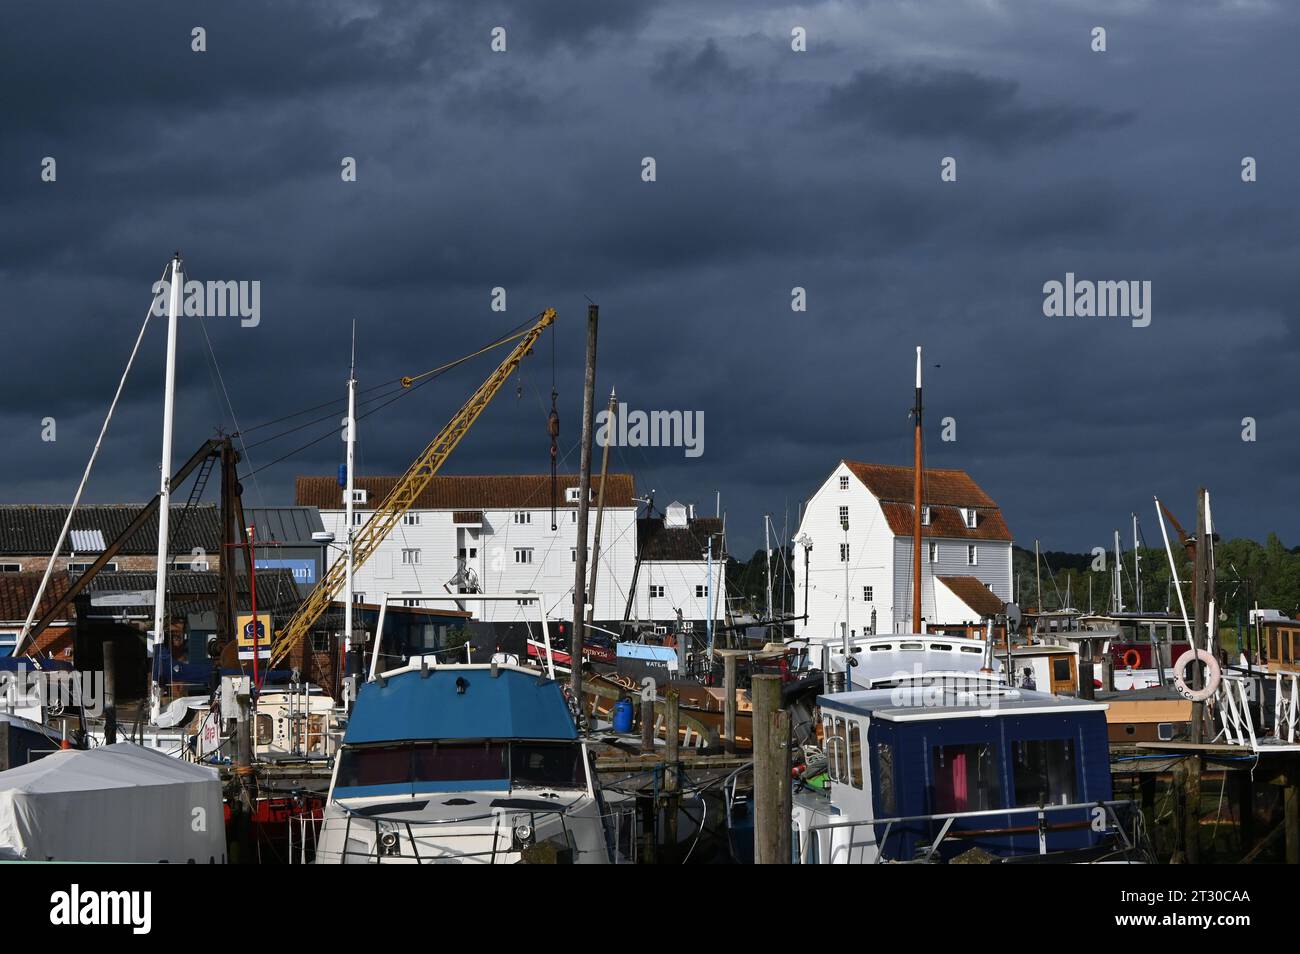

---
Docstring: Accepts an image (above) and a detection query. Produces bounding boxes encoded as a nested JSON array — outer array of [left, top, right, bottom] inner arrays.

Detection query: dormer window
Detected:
[[839, 476, 850, 490], [344, 488, 367, 506], [566, 487, 580, 503], [963, 508, 978, 529], [920, 506, 931, 526]]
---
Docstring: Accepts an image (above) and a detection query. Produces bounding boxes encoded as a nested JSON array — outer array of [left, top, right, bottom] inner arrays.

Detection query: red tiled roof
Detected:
[[0, 572, 73, 623], [296, 474, 635, 511], [452, 511, 484, 524], [844, 461, 1013, 542], [938, 576, 1006, 618]]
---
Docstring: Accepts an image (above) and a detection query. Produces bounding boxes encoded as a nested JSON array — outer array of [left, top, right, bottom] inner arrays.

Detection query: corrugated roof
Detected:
[[76, 569, 304, 618], [0, 504, 221, 556], [244, 507, 325, 544], [937, 576, 1006, 618], [295, 474, 635, 512], [636, 517, 725, 562]]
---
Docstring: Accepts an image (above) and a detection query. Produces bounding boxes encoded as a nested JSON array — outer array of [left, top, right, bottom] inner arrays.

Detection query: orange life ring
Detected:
[[1122, 649, 1141, 669]]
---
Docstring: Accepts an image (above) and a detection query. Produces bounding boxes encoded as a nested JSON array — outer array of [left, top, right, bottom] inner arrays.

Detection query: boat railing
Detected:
[[319, 801, 578, 864], [800, 798, 1140, 863]]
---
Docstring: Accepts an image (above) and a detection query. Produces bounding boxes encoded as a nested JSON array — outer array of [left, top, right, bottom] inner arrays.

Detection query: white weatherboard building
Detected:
[[632, 501, 726, 634], [296, 474, 637, 624], [792, 461, 1013, 638]]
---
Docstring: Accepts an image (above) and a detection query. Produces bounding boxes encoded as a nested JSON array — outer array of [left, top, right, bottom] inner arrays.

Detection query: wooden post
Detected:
[[1184, 755, 1202, 864], [1078, 661, 1095, 700], [102, 638, 117, 745], [569, 304, 599, 726], [586, 388, 617, 627], [752, 674, 790, 864], [640, 695, 654, 754], [723, 652, 737, 754], [1286, 773, 1300, 865], [664, 689, 680, 862]]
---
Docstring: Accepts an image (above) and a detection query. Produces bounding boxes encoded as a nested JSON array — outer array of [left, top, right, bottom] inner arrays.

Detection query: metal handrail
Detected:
[[801, 798, 1137, 862]]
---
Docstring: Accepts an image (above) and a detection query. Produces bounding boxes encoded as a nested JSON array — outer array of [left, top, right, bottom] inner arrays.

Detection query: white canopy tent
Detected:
[[0, 743, 225, 863]]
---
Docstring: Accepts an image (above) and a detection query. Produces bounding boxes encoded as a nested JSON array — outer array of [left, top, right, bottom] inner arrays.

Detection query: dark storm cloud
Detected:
[[819, 65, 1134, 150], [1, 0, 1298, 562], [652, 40, 752, 93]]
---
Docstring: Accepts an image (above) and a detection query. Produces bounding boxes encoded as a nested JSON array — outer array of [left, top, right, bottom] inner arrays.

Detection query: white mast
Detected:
[[764, 514, 773, 627], [150, 253, 183, 722], [344, 322, 357, 681], [1112, 530, 1123, 614], [1132, 512, 1141, 613]]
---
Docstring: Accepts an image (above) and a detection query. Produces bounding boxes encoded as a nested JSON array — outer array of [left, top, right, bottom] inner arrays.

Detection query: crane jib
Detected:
[[269, 309, 557, 667]]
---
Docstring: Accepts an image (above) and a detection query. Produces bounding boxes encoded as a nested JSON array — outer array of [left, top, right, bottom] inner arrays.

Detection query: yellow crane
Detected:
[[269, 308, 557, 667]]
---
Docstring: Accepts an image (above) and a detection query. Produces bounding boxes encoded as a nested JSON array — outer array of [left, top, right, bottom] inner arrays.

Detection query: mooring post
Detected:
[[640, 694, 655, 754], [723, 652, 737, 754], [102, 638, 117, 745], [752, 674, 790, 864], [1286, 769, 1300, 865], [664, 689, 680, 862]]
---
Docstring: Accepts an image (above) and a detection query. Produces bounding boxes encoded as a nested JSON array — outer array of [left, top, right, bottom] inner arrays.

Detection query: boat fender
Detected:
[[1122, 649, 1141, 669], [1172, 648, 1221, 702]]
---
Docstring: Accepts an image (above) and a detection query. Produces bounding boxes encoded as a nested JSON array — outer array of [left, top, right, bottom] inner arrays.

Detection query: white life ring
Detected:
[[1172, 648, 1221, 702]]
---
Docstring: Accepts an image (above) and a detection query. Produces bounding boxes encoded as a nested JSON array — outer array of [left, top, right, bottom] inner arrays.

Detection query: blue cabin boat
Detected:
[[794, 681, 1138, 863]]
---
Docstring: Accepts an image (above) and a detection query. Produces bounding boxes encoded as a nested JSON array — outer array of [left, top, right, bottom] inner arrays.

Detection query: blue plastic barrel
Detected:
[[612, 698, 634, 733]]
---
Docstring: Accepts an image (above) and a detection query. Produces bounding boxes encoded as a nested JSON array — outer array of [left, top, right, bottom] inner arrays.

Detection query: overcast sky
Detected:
[[2, 1, 1297, 557]]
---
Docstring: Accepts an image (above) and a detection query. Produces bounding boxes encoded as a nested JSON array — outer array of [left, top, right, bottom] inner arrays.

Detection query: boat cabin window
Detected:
[[875, 743, 896, 815], [847, 721, 863, 789], [1052, 658, 1072, 683], [1012, 739, 1077, 806], [932, 743, 999, 813], [823, 716, 847, 782], [336, 741, 587, 792]]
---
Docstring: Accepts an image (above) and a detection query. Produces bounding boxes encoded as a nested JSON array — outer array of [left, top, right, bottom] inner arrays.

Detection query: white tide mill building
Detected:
[[296, 473, 637, 624], [792, 461, 1013, 638]]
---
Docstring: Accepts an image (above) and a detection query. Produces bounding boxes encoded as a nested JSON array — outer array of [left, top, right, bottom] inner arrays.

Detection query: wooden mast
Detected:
[[912, 346, 924, 633]]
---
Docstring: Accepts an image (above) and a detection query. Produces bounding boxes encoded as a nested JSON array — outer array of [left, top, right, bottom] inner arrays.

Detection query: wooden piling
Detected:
[[752, 674, 790, 864], [1286, 773, 1300, 865], [664, 689, 680, 862], [102, 639, 117, 745], [723, 653, 737, 754], [640, 695, 654, 754]]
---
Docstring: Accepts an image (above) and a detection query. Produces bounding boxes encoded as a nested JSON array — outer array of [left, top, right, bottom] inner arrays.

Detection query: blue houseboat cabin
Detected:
[[795, 685, 1115, 863]]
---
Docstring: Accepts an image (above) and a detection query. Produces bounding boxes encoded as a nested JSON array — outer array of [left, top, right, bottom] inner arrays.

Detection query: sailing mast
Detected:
[[912, 346, 923, 634], [150, 253, 183, 723], [344, 322, 357, 696]]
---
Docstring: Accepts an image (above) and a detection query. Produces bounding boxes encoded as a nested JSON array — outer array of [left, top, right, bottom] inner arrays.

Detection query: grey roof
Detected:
[[75, 569, 303, 618], [244, 507, 325, 545], [0, 504, 220, 557]]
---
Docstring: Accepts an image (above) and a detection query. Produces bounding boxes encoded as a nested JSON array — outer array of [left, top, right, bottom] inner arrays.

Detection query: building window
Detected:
[[458, 547, 479, 559], [311, 633, 332, 653], [964, 508, 978, 529], [401, 548, 421, 565], [839, 543, 849, 563], [402, 514, 420, 526], [928, 542, 937, 563], [649, 585, 665, 598], [967, 544, 977, 566], [513, 511, 531, 525], [838, 505, 849, 527], [514, 548, 533, 564], [570, 547, 590, 562], [921, 506, 931, 526], [695, 584, 706, 598], [682, 621, 695, 632], [402, 599, 421, 607], [351, 512, 363, 526], [353, 592, 365, 604], [863, 585, 873, 602], [839, 475, 849, 490], [0, 563, 22, 573], [68, 562, 118, 574], [570, 511, 577, 523], [344, 488, 367, 505]]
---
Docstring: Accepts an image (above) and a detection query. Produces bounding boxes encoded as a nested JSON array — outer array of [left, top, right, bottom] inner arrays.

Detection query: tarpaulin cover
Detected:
[[0, 742, 225, 862]]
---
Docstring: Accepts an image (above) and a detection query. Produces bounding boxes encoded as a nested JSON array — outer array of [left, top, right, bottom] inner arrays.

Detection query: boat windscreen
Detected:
[[335, 741, 584, 795]]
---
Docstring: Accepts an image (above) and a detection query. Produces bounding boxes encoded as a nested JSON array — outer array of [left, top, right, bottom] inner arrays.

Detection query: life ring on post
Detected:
[[1172, 648, 1221, 702], [1122, 649, 1141, 669]]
